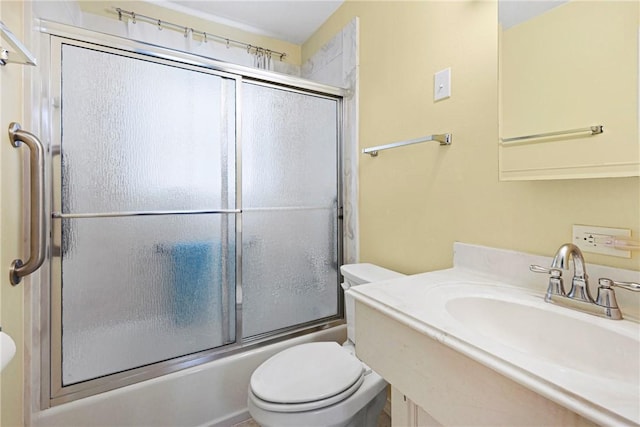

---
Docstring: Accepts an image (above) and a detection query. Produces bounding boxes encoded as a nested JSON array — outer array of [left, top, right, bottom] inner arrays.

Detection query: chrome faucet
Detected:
[[530, 243, 640, 320], [550, 243, 592, 302]]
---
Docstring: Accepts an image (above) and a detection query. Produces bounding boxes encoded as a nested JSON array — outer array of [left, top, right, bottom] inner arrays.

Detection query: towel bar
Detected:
[[501, 125, 603, 145], [363, 133, 452, 157]]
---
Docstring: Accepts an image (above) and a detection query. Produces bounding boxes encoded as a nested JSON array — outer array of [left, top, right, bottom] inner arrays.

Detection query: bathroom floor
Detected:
[[234, 411, 391, 427]]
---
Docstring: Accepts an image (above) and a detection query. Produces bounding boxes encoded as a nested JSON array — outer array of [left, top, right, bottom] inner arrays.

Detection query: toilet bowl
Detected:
[[247, 264, 405, 427]]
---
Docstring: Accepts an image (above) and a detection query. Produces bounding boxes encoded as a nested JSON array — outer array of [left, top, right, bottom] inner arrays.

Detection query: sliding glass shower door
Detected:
[[241, 83, 340, 338], [54, 42, 238, 387], [47, 32, 343, 404]]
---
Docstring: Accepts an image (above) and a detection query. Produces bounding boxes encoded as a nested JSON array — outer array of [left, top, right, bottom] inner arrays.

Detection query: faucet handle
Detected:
[[529, 265, 562, 276], [530, 265, 565, 300], [594, 278, 640, 320], [598, 278, 640, 292], [595, 278, 640, 320]]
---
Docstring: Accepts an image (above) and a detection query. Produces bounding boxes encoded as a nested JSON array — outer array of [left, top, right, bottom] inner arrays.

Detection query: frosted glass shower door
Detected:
[[54, 42, 237, 386], [241, 83, 340, 338]]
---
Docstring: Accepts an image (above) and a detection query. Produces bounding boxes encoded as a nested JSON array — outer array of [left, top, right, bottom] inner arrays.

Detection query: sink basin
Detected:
[[445, 295, 640, 383]]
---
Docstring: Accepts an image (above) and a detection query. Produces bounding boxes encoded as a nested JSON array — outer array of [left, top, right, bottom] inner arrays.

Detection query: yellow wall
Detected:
[[1, 2, 26, 426], [304, 0, 640, 273], [78, 0, 302, 66]]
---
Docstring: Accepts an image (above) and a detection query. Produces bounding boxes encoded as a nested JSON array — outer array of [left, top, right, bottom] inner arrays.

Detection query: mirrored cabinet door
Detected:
[[499, 0, 639, 180]]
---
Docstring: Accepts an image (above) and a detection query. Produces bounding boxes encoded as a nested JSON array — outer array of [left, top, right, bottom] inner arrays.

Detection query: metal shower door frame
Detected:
[[39, 21, 346, 408], [47, 34, 243, 405]]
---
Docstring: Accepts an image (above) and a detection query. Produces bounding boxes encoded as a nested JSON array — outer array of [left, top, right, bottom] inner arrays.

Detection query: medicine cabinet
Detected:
[[499, 0, 639, 180]]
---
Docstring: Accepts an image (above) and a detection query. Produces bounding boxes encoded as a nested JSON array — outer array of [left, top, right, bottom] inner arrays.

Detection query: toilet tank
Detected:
[[340, 263, 405, 344]]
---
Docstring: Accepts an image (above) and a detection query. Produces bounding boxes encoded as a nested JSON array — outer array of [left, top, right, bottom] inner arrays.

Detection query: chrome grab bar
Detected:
[[362, 133, 452, 157], [501, 125, 603, 145], [8, 123, 46, 286]]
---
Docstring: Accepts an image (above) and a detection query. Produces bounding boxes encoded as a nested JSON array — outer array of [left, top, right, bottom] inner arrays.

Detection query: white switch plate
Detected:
[[572, 225, 631, 258], [434, 67, 451, 101]]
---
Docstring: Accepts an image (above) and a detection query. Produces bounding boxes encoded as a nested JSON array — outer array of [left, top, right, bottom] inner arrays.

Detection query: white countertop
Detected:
[[348, 243, 640, 426]]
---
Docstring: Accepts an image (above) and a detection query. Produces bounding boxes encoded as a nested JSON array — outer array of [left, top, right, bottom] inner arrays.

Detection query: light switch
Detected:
[[434, 67, 451, 101]]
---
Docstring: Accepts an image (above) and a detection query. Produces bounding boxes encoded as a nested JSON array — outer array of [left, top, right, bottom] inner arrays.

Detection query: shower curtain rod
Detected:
[[114, 8, 288, 61]]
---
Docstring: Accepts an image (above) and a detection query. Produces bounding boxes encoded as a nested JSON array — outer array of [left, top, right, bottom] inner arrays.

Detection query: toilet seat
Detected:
[[250, 374, 365, 413], [249, 342, 365, 413]]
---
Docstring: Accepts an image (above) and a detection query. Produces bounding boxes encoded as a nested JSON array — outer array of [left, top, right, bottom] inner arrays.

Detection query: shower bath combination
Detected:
[[10, 21, 347, 416]]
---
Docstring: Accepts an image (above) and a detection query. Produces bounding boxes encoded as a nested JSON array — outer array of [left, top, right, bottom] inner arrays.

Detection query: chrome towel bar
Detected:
[[363, 133, 452, 157], [52, 209, 242, 219], [51, 206, 332, 219], [8, 123, 46, 286], [501, 125, 603, 145]]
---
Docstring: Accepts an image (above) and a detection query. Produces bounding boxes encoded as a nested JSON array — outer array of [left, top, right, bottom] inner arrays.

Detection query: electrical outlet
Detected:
[[572, 225, 631, 258]]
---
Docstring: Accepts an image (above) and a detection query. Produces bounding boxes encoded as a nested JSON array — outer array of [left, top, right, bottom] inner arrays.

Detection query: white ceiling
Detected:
[[499, 0, 569, 30], [158, 0, 344, 44], [159, 1, 568, 45]]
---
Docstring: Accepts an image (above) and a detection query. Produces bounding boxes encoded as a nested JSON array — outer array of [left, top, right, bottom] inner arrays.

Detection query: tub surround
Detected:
[[349, 243, 640, 426]]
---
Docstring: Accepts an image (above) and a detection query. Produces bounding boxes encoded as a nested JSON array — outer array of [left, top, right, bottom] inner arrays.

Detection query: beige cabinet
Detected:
[[354, 301, 597, 426], [499, 1, 639, 180], [391, 387, 441, 427]]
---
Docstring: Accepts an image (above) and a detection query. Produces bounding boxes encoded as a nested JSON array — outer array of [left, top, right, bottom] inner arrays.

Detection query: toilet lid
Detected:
[[250, 342, 364, 404]]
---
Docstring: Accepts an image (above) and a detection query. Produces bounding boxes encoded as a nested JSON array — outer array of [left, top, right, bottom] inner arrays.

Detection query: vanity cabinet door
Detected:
[[499, 1, 639, 180], [391, 387, 441, 427]]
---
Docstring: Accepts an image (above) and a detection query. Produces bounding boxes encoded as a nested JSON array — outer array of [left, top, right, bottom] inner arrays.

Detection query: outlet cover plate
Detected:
[[572, 224, 631, 258]]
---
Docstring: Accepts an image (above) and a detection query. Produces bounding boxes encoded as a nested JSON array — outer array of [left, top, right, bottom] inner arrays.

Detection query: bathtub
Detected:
[[32, 325, 346, 427]]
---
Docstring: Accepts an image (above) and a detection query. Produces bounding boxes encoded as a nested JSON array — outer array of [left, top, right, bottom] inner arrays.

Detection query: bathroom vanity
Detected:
[[349, 243, 640, 426]]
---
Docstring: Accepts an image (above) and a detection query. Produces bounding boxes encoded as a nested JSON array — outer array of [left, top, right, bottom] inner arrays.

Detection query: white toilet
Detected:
[[247, 263, 405, 427]]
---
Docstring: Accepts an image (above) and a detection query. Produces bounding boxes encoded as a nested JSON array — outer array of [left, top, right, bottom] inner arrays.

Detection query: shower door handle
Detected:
[[8, 122, 46, 286]]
